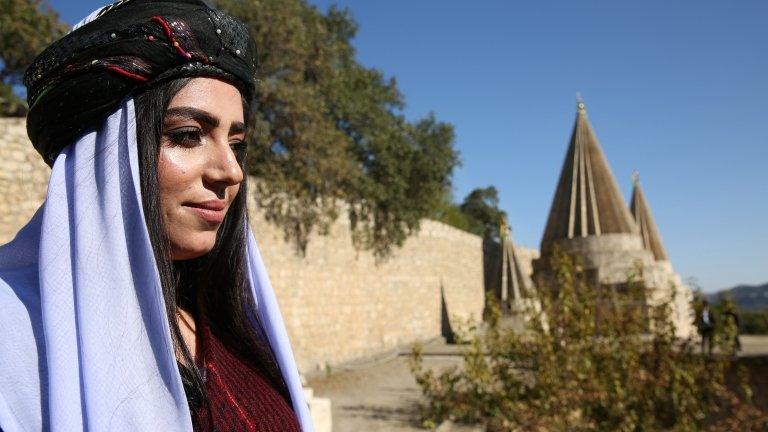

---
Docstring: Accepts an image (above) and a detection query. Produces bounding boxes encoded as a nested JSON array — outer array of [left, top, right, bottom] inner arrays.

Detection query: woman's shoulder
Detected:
[[0, 268, 45, 432]]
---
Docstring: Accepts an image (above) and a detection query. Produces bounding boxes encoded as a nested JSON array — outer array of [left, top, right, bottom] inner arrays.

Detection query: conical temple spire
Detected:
[[540, 99, 637, 252], [499, 223, 534, 304], [630, 174, 669, 261]]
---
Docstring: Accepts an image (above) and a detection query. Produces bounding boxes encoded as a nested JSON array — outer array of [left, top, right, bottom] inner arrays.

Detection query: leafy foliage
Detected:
[[0, 0, 67, 116], [739, 311, 768, 335], [434, 186, 508, 241], [216, 0, 459, 255], [708, 292, 768, 335], [458, 186, 507, 241], [430, 191, 476, 234], [410, 249, 768, 431]]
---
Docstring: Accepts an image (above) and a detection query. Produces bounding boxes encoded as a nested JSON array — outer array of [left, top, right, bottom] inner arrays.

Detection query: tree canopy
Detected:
[[433, 186, 508, 241], [458, 186, 507, 241], [1, 0, 460, 255], [0, 0, 67, 116], [216, 0, 460, 256]]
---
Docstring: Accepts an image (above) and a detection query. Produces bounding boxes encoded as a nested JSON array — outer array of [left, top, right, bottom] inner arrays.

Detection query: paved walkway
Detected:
[[308, 335, 768, 432], [308, 339, 467, 432], [732, 335, 768, 357]]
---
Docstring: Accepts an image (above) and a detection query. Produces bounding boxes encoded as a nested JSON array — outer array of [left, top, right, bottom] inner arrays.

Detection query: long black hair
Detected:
[[133, 77, 290, 425]]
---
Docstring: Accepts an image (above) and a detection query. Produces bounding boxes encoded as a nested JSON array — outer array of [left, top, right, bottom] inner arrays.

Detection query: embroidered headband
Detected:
[[24, 0, 257, 166]]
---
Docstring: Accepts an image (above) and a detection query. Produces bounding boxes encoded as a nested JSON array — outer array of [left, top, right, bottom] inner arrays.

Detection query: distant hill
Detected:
[[707, 282, 768, 311]]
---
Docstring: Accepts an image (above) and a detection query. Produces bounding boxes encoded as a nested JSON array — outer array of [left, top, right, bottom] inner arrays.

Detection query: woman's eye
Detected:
[[231, 141, 247, 158], [165, 128, 202, 147]]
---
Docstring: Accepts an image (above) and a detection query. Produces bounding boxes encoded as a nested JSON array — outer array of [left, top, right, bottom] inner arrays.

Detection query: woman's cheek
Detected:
[[158, 148, 196, 193], [228, 183, 241, 205], [157, 149, 189, 231]]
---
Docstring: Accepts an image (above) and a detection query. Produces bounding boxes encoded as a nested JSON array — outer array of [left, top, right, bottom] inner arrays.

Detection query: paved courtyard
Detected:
[[309, 335, 768, 432], [308, 339, 468, 432], [735, 335, 768, 357]]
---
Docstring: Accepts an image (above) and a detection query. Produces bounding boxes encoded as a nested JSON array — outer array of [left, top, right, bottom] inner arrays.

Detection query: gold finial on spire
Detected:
[[632, 170, 640, 186], [576, 91, 586, 111]]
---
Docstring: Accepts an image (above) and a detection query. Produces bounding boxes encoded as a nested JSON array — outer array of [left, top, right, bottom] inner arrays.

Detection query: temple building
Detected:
[[630, 173, 694, 336], [532, 99, 694, 336], [496, 217, 536, 313]]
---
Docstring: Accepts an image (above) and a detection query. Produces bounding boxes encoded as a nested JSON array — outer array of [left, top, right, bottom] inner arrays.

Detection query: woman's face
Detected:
[[159, 77, 245, 261]]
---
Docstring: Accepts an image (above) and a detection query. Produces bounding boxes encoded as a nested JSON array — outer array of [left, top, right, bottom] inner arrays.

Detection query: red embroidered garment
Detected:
[[194, 321, 301, 432]]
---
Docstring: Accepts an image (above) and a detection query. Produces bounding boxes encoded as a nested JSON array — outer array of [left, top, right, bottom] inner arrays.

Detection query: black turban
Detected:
[[24, 0, 257, 166]]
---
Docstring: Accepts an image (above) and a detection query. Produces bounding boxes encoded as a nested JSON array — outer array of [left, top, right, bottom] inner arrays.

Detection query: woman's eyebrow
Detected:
[[230, 122, 245, 135], [164, 106, 219, 128]]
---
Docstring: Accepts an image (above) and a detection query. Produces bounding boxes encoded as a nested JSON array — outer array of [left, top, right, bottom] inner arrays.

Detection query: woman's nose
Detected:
[[205, 138, 244, 187]]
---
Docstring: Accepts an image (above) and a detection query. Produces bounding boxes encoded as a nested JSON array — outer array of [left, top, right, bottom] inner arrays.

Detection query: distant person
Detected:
[[723, 305, 742, 353], [698, 300, 715, 356]]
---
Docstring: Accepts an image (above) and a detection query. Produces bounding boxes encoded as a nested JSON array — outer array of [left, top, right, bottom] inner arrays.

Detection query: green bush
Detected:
[[410, 249, 768, 431], [740, 311, 768, 335]]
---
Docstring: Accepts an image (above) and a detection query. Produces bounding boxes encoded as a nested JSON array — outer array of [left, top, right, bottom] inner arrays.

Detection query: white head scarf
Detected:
[[0, 89, 311, 432]]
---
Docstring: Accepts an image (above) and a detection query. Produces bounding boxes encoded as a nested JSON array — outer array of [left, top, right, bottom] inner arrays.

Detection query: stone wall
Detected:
[[0, 118, 49, 241], [249, 206, 484, 372], [0, 118, 485, 373]]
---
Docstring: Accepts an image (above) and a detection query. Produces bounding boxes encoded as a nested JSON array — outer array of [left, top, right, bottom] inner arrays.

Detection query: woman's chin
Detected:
[[170, 234, 217, 261]]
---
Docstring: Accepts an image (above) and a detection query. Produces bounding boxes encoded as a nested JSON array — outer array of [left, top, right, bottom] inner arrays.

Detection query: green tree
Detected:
[[0, 0, 68, 116], [216, 0, 459, 255], [740, 311, 768, 335], [432, 186, 508, 240], [459, 186, 507, 240], [431, 190, 475, 234], [411, 249, 768, 431]]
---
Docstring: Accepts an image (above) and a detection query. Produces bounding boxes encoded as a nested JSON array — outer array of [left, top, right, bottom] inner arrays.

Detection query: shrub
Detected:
[[740, 311, 768, 335], [410, 249, 768, 431]]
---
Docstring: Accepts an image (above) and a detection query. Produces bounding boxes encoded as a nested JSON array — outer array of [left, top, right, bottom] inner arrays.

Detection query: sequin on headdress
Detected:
[[24, 0, 257, 166]]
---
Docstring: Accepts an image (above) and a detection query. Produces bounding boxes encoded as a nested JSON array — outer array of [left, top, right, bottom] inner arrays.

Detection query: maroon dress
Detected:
[[193, 320, 301, 432]]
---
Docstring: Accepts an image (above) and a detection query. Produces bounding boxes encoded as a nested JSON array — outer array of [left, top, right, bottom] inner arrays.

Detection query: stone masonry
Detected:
[[0, 118, 50, 240]]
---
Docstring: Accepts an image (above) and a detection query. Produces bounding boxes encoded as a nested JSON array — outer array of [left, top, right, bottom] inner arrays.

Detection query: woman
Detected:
[[0, 0, 312, 430]]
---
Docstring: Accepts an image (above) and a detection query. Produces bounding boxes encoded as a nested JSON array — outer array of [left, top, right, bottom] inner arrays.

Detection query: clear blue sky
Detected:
[[49, 0, 768, 293]]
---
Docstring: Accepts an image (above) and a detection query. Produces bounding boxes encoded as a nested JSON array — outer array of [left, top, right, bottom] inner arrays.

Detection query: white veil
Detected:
[[0, 98, 312, 431]]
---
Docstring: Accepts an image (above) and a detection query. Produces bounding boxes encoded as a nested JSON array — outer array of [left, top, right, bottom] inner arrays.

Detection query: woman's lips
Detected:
[[183, 200, 226, 224]]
